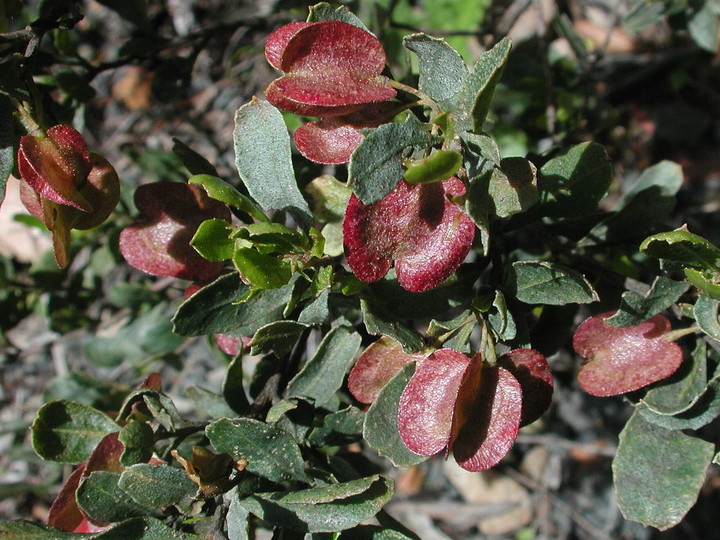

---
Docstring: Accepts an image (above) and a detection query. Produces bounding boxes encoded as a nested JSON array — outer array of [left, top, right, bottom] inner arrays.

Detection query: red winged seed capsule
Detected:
[[264, 20, 396, 117], [119, 182, 231, 281], [18, 125, 93, 211], [397, 349, 525, 472], [18, 127, 121, 269], [293, 102, 398, 164], [573, 312, 683, 397], [343, 177, 475, 292]]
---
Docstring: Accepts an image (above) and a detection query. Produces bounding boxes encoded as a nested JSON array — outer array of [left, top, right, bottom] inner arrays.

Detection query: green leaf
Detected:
[[613, 412, 713, 530], [223, 354, 250, 415], [172, 272, 293, 337], [94, 517, 197, 539], [403, 150, 462, 184], [488, 157, 539, 218], [206, 417, 309, 483], [640, 339, 707, 416], [604, 277, 690, 327], [286, 326, 362, 406], [641, 227, 720, 270], [348, 118, 434, 204], [0, 94, 13, 207], [84, 304, 183, 368], [187, 386, 237, 419], [688, 1, 719, 52], [694, 294, 720, 341], [250, 320, 308, 358], [581, 161, 683, 246], [32, 400, 119, 463], [465, 168, 492, 256], [487, 290, 517, 340], [172, 138, 219, 176], [361, 298, 424, 353], [233, 98, 311, 227], [188, 174, 270, 223], [537, 142, 612, 217], [308, 406, 365, 446], [507, 261, 599, 305], [453, 37, 512, 132], [622, 0, 667, 32], [307, 2, 371, 31], [0, 520, 93, 538], [226, 489, 251, 539], [403, 33, 468, 102], [298, 287, 330, 325], [636, 377, 720, 430], [191, 219, 235, 262], [118, 421, 154, 467], [237, 475, 394, 533], [684, 268, 720, 300], [306, 175, 352, 223], [118, 464, 197, 508], [364, 363, 427, 467], [232, 248, 293, 289], [340, 525, 419, 539], [77, 471, 152, 523]]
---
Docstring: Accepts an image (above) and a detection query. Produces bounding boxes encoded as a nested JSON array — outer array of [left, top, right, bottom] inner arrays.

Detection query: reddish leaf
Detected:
[[573, 312, 683, 397], [497, 349, 553, 426], [18, 125, 93, 211], [451, 366, 522, 472], [265, 21, 396, 117], [398, 349, 470, 456], [119, 182, 230, 281], [343, 178, 475, 292], [348, 336, 428, 404]]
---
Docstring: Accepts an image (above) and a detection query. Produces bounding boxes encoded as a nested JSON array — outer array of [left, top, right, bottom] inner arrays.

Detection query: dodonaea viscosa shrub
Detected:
[[2, 2, 720, 538]]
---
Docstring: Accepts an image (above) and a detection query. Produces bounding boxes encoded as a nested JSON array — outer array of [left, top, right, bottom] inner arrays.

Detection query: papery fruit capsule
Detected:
[[18, 125, 93, 211]]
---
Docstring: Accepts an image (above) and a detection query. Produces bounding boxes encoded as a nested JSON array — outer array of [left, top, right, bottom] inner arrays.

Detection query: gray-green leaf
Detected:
[[206, 417, 309, 483], [613, 412, 713, 530], [286, 326, 362, 406], [32, 400, 119, 463], [348, 118, 434, 204], [364, 363, 427, 467], [233, 98, 311, 227], [403, 33, 468, 102], [507, 261, 598, 305], [237, 475, 394, 533]]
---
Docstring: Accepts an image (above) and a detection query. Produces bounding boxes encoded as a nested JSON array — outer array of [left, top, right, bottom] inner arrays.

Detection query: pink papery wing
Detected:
[[573, 312, 683, 397], [398, 349, 470, 456], [451, 366, 523, 472], [343, 178, 475, 293], [18, 125, 92, 211], [294, 119, 365, 164], [265, 21, 312, 70], [119, 182, 230, 281], [265, 21, 395, 115], [348, 336, 428, 404], [48, 463, 90, 532], [497, 348, 553, 426]]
